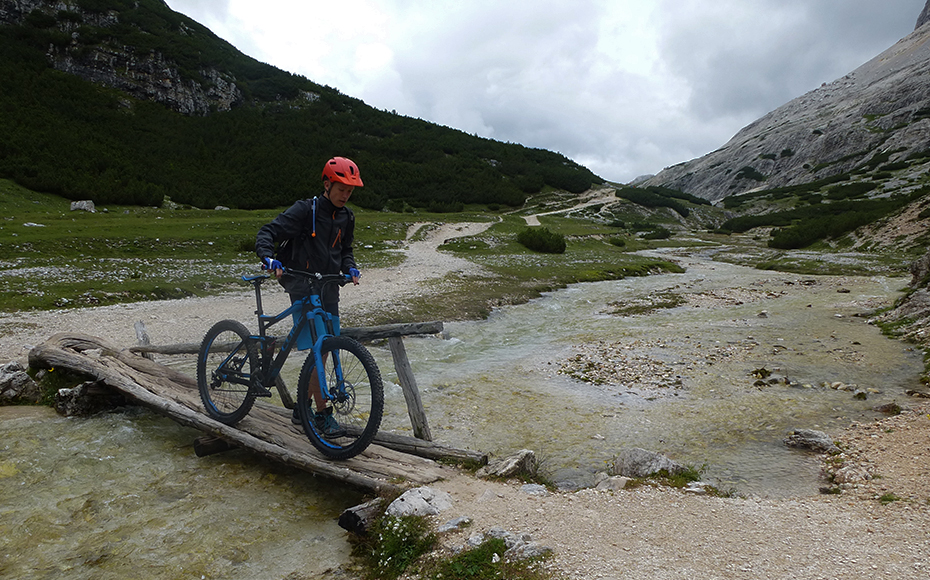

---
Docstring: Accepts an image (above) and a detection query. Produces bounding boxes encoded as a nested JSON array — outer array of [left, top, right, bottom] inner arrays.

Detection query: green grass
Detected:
[[879, 492, 903, 505], [350, 503, 552, 580]]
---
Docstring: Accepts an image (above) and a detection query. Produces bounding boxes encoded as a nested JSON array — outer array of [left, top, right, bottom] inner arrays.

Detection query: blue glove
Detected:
[[263, 257, 283, 271], [349, 267, 360, 279]]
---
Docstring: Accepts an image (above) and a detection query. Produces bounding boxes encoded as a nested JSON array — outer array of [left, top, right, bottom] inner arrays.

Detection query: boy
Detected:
[[255, 156, 363, 437]]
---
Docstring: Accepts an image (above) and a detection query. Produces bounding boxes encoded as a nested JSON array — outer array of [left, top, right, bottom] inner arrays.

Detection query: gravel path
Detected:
[[3, 220, 929, 579]]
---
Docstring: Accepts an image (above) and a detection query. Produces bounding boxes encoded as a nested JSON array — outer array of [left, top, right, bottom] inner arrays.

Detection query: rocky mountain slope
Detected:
[[0, 0, 242, 115], [644, 5, 930, 204]]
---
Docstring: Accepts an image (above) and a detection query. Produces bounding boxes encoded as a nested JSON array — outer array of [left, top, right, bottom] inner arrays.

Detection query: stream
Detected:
[[372, 250, 923, 496], [1, 250, 923, 578]]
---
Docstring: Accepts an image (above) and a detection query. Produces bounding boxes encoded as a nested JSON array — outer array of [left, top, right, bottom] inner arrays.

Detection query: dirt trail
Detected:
[[348, 221, 495, 313], [523, 187, 618, 225]]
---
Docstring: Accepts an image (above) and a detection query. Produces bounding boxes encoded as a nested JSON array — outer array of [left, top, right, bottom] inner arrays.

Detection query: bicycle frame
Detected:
[[243, 272, 347, 408]]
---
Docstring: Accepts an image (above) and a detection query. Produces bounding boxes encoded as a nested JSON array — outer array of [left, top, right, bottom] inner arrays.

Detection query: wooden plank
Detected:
[[389, 336, 432, 441], [341, 321, 444, 341]]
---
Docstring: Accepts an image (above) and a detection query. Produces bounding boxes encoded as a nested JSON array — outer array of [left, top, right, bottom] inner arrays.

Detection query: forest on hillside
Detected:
[[0, 0, 600, 210]]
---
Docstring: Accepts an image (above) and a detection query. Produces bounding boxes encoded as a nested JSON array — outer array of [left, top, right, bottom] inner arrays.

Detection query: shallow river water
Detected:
[[371, 250, 923, 497], [1, 251, 924, 578]]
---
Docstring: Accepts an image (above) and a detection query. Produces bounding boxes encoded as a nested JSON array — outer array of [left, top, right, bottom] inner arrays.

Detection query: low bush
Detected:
[[517, 227, 566, 254]]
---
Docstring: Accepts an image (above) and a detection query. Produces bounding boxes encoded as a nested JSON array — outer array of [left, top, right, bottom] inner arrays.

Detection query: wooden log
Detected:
[[129, 321, 445, 356], [338, 498, 384, 536], [194, 435, 237, 457], [275, 374, 295, 409], [389, 336, 432, 441], [130, 341, 201, 355], [372, 430, 487, 465], [341, 321, 444, 342], [134, 321, 155, 361]]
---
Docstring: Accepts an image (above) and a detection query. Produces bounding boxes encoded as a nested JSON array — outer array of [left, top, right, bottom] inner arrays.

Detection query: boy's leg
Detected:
[[294, 300, 346, 438]]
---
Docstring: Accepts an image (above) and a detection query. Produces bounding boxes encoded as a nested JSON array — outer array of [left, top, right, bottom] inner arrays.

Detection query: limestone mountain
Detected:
[[643, 4, 930, 205]]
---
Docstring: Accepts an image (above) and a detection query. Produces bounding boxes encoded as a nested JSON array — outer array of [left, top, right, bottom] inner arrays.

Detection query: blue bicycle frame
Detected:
[[243, 272, 348, 403]]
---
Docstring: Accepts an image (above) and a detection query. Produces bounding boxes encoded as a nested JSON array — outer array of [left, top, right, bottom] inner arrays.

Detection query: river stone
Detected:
[[465, 527, 553, 560], [476, 449, 538, 479], [612, 448, 685, 478], [0, 361, 40, 403], [783, 429, 841, 454], [55, 381, 125, 416], [833, 465, 872, 485], [520, 483, 548, 496], [596, 475, 632, 491], [438, 516, 471, 533], [385, 486, 453, 517]]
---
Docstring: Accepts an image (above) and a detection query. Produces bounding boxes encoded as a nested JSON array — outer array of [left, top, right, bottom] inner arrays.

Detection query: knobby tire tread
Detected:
[[197, 319, 258, 425], [296, 336, 384, 460]]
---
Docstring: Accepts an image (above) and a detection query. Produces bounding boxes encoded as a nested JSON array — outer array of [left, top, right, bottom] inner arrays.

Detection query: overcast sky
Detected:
[[163, 0, 925, 183]]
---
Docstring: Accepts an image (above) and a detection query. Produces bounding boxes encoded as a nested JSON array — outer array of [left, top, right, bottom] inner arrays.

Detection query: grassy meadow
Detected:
[[0, 179, 688, 321]]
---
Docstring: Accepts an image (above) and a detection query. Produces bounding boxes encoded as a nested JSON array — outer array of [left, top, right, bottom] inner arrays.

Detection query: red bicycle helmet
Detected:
[[322, 157, 363, 187]]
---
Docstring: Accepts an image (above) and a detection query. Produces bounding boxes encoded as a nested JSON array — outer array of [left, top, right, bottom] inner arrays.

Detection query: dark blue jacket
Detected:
[[255, 194, 357, 302]]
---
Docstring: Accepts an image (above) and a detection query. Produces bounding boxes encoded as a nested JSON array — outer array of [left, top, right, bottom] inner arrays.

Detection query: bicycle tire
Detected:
[[197, 319, 258, 425], [296, 336, 384, 460]]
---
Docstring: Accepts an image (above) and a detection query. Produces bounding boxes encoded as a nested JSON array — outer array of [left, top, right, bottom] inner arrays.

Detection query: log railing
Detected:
[[130, 321, 442, 442]]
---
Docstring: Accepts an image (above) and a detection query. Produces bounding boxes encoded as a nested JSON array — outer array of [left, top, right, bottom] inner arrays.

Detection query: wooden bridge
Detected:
[[29, 324, 487, 494]]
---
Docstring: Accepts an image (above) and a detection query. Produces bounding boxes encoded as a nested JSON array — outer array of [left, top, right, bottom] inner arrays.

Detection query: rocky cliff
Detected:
[[0, 0, 243, 115], [918, 0, 930, 30], [644, 9, 930, 203]]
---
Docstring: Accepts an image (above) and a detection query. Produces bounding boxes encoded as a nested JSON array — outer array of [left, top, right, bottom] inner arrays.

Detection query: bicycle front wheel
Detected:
[[296, 336, 384, 460], [197, 319, 258, 425]]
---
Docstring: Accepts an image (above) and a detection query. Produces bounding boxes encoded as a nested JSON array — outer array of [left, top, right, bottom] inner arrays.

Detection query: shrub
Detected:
[[517, 227, 566, 254], [642, 227, 672, 240], [735, 166, 767, 182], [825, 182, 878, 200], [615, 187, 690, 217]]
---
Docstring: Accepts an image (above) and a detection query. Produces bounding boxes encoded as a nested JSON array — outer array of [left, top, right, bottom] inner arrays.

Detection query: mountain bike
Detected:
[[196, 269, 384, 460]]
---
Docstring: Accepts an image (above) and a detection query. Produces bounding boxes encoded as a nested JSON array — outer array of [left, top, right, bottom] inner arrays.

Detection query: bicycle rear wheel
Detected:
[[197, 319, 258, 425], [296, 336, 384, 460]]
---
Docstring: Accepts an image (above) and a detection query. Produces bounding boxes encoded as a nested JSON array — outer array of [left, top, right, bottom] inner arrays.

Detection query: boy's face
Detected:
[[326, 181, 354, 208]]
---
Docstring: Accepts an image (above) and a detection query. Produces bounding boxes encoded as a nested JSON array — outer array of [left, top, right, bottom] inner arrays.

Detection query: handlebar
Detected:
[[281, 268, 353, 287]]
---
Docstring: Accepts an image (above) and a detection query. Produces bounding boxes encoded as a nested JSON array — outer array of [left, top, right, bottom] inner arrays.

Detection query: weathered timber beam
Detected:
[[129, 321, 444, 355], [388, 336, 432, 441], [372, 430, 487, 465], [338, 498, 384, 535], [341, 321, 444, 341]]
